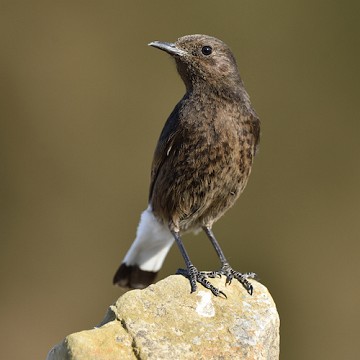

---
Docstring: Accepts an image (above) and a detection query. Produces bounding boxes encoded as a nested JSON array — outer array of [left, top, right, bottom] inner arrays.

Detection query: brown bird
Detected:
[[113, 34, 260, 296]]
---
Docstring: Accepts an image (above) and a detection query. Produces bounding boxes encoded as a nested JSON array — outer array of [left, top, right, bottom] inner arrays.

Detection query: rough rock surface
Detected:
[[47, 275, 280, 360]]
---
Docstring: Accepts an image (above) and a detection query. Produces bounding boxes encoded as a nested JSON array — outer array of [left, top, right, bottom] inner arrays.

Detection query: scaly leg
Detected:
[[171, 230, 226, 297], [202, 226, 256, 295]]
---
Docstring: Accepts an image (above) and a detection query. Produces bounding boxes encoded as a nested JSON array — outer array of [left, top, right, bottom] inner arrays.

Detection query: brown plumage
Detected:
[[113, 34, 260, 296]]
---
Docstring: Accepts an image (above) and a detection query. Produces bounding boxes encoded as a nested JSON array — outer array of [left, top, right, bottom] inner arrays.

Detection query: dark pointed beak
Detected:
[[148, 41, 186, 57]]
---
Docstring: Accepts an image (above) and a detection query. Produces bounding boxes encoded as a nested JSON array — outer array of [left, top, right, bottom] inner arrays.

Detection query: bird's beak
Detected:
[[148, 41, 186, 57]]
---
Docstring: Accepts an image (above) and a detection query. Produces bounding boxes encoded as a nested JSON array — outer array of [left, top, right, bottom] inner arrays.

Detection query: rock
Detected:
[[47, 275, 280, 360]]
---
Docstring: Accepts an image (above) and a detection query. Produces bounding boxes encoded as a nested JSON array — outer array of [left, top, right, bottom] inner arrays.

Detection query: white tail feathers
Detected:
[[123, 206, 174, 272]]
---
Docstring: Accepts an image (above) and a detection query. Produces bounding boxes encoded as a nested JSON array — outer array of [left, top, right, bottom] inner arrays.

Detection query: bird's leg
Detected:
[[171, 230, 226, 297], [202, 226, 256, 295]]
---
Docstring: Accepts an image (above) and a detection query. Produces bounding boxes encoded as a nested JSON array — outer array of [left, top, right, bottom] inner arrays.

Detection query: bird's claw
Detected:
[[201, 264, 256, 295], [176, 266, 227, 298]]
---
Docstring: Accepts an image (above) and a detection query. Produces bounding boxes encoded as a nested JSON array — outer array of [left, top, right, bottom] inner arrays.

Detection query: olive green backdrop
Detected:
[[1, 1, 359, 359]]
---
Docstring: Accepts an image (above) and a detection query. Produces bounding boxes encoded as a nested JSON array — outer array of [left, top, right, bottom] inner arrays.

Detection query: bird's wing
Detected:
[[148, 103, 182, 203], [250, 111, 261, 154]]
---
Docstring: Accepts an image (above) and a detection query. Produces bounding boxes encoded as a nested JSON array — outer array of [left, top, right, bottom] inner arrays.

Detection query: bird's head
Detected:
[[149, 34, 244, 97]]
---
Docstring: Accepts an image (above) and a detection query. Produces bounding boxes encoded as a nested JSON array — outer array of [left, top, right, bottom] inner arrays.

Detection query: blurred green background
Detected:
[[1, 1, 359, 359]]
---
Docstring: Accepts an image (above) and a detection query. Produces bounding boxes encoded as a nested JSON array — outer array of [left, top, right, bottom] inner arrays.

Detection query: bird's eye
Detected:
[[201, 46, 212, 56]]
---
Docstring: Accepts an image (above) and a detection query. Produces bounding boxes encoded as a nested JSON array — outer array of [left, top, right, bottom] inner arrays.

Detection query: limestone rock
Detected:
[[47, 275, 280, 360]]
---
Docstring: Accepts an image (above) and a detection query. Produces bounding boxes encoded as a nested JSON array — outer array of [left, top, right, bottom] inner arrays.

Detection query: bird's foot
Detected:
[[202, 263, 257, 295], [176, 266, 226, 298]]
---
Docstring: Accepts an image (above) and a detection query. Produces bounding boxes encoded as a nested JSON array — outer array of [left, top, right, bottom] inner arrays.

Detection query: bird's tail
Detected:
[[113, 206, 174, 289]]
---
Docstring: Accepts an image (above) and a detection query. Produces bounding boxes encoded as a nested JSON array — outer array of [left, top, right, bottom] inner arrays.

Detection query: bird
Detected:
[[113, 34, 260, 297]]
